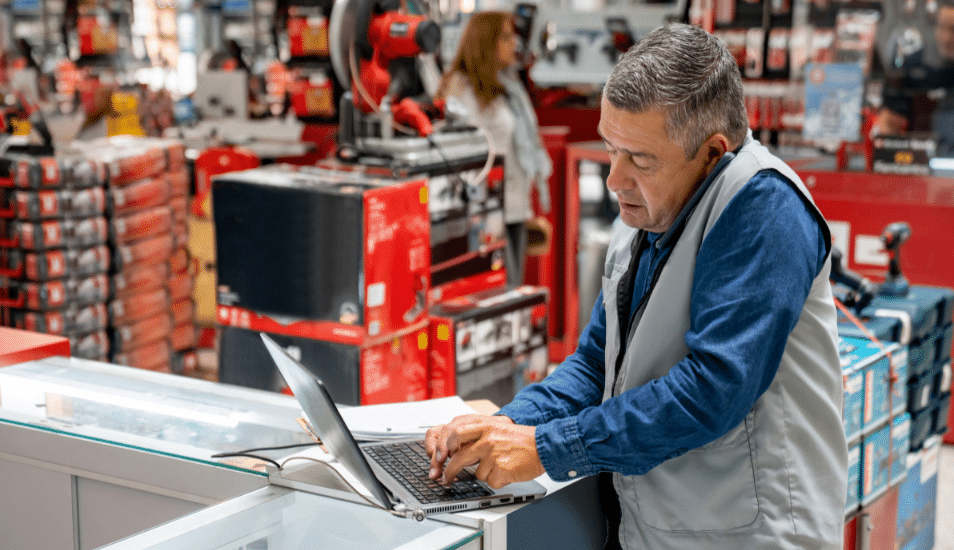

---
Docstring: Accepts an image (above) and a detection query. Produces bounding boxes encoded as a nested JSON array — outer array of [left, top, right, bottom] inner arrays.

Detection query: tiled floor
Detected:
[[938, 444, 953, 550]]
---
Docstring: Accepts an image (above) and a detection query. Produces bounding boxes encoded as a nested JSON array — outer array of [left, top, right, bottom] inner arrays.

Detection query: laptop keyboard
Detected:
[[365, 441, 493, 504]]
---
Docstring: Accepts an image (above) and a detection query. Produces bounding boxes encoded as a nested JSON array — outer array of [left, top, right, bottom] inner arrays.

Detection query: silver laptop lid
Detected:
[[260, 333, 394, 509]]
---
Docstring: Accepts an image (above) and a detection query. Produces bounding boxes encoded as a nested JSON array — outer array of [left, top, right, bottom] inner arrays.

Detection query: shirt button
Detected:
[[567, 470, 578, 478]]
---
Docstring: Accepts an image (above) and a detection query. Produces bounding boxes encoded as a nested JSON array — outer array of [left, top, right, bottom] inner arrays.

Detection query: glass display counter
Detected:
[[0, 356, 313, 474], [100, 486, 481, 550]]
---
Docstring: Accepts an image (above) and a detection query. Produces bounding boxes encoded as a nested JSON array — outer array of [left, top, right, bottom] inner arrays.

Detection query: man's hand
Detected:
[[425, 414, 544, 489], [874, 107, 908, 136]]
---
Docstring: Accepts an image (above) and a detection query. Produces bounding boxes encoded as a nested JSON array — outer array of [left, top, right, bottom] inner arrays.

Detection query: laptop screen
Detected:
[[260, 333, 394, 509]]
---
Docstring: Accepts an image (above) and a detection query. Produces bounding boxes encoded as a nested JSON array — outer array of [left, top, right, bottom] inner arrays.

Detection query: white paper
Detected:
[[339, 396, 476, 440]]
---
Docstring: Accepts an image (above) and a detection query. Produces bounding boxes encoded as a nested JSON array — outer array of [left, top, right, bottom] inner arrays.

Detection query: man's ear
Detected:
[[701, 133, 730, 174]]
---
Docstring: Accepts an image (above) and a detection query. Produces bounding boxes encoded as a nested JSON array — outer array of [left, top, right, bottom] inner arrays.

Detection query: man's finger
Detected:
[[441, 441, 485, 484]]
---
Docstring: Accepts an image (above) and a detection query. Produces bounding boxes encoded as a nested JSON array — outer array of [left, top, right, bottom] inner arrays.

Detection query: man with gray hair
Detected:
[[427, 23, 847, 549]]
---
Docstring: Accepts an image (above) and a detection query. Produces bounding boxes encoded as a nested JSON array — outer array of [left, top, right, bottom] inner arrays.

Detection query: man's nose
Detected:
[[605, 159, 631, 193]]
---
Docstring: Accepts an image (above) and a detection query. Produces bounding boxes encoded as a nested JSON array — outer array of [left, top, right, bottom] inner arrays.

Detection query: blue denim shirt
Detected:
[[497, 170, 828, 481]]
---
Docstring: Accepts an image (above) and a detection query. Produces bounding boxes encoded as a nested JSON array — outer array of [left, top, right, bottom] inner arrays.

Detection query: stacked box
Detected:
[[213, 164, 433, 403], [891, 413, 911, 485], [314, 157, 509, 304], [74, 136, 196, 373], [896, 436, 940, 550], [840, 336, 902, 433], [839, 338, 866, 442], [428, 285, 549, 404], [0, 147, 111, 361], [840, 285, 954, 449], [845, 442, 861, 516], [860, 422, 891, 506]]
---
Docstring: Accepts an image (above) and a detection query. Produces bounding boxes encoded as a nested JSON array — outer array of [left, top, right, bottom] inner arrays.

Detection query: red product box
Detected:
[[214, 164, 430, 340], [2, 245, 111, 281], [15, 274, 110, 310], [0, 152, 105, 190], [767, 28, 789, 72], [70, 329, 110, 360], [113, 339, 172, 372], [10, 187, 107, 220], [114, 234, 174, 271], [170, 322, 197, 351], [171, 297, 195, 326], [287, 11, 330, 57], [428, 285, 549, 400], [289, 74, 335, 118], [111, 206, 172, 244], [111, 311, 174, 352], [109, 176, 172, 216], [172, 221, 188, 249], [11, 302, 109, 335], [4, 216, 109, 250], [112, 261, 169, 296], [109, 287, 170, 325], [218, 322, 430, 405], [77, 13, 118, 55], [168, 270, 194, 302]]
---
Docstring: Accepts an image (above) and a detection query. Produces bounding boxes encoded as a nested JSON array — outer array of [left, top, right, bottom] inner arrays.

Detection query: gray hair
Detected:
[[603, 23, 748, 158]]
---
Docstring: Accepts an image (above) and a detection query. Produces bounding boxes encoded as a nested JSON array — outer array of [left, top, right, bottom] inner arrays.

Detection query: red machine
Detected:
[[351, 0, 442, 136]]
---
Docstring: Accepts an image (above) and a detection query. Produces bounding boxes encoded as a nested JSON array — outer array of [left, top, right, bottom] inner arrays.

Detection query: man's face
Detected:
[[598, 98, 715, 232], [935, 6, 954, 61]]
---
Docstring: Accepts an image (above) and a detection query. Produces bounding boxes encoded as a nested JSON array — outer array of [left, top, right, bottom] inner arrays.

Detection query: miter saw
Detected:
[[328, 0, 490, 168]]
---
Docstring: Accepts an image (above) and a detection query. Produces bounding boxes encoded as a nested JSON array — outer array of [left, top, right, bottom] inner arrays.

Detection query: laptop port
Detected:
[[525, 495, 535, 501], [499, 497, 511, 503], [480, 501, 491, 508]]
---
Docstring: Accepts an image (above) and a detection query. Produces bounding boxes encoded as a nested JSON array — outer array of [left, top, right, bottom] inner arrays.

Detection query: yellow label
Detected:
[[107, 92, 145, 137], [418, 332, 428, 350], [437, 323, 449, 341]]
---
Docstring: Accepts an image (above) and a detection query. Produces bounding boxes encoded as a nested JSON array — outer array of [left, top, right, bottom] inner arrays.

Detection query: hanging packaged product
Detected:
[[110, 207, 173, 244], [109, 287, 170, 325], [2, 245, 111, 281], [13, 274, 111, 310], [109, 175, 172, 216], [287, 6, 330, 57], [10, 303, 109, 335]]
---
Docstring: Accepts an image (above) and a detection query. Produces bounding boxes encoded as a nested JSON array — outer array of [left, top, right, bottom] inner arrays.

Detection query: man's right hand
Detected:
[[874, 107, 908, 136]]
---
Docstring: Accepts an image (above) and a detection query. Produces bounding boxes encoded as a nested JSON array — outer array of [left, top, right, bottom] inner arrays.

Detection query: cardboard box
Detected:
[[861, 421, 891, 506], [896, 436, 939, 550], [1, 244, 111, 281], [9, 187, 106, 220], [841, 336, 900, 432], [428, 286, 548, 402], [846, 442, 861, 515], [891, 413, 911, 485], [218, 323, 429, 406], [214, 165, 430, 340]]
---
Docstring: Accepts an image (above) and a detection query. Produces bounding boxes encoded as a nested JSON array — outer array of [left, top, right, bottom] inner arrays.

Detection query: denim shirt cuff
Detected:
[[535, 416, 594, 482]]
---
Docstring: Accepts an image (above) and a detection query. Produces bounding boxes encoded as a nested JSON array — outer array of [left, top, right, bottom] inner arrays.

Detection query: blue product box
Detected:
[[861, 422, 891, 505], [891, 413, 911, 485], [908, 333, 937, 378], [863, 286, 954, 343], [845, 442, 861, 516], [838, 313, 903, 343], [891, 346, 909, 416], [842, 356, 865, 441], [933, 394, 950, 436], [937, 361, 952, 396], [936, 324, 952, 364], [910, 406, 934, 450], [896, 436, 940, 550], [908, 372, 935, 414], [841, 337, 900, 432]]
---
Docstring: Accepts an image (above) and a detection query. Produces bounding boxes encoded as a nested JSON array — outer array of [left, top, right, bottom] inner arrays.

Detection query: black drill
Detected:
[[880, 222, 912, 297], [830, 246, 878, 312]]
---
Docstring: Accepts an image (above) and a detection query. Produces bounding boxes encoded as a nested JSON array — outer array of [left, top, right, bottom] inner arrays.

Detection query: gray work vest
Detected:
[[602, 135, 847, 549]]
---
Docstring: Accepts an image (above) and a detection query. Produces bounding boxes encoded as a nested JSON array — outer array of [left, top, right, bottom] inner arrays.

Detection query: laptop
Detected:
[[260, 333, 548, 517]]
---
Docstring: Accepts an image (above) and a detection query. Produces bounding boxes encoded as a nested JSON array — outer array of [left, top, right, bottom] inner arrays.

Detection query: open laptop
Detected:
[[260, 333, 547, 517]]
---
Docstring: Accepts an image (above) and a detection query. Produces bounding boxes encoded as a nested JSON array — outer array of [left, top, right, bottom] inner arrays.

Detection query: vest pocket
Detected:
[[626, 418, 760, 532]]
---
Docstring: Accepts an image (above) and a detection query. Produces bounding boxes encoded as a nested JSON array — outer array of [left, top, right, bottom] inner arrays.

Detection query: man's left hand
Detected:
[[425, 415, 544, 489]]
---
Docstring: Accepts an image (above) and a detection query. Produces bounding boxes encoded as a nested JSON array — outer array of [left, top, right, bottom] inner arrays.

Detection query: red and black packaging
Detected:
[[13, 274, 110, 310], [3, 216, 109, 250], [167, 169, 190, 199], [219, 322, 430, 405], [171, 349, 199, 375], [112, 261, 169, 296], [109, 287, 170, 325], [111, 311, 174, 352], [170, 323, 197, 351], [72, 138, 168, 186], [113, 234, 174, 272], [9, 187, 107, 220], [429, 285, 549, 401], [113, 339, 172, 372], [71, 329, 110, 360], [168, 245, 190, 274], [11, 302, 109, 335], [168, 270, 194, 302], [171, 297, 195, 327], [2, 245, 111, 281], [109, 176, 172, 216], [110, 206, 173, 244], [287, 6, 330, 57], [0, 151, 105, 190], [213, 164, 430, 340]]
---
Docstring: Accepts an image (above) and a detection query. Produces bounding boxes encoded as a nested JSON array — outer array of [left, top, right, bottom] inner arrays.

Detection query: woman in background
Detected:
[[439, 11, 552, 287]]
